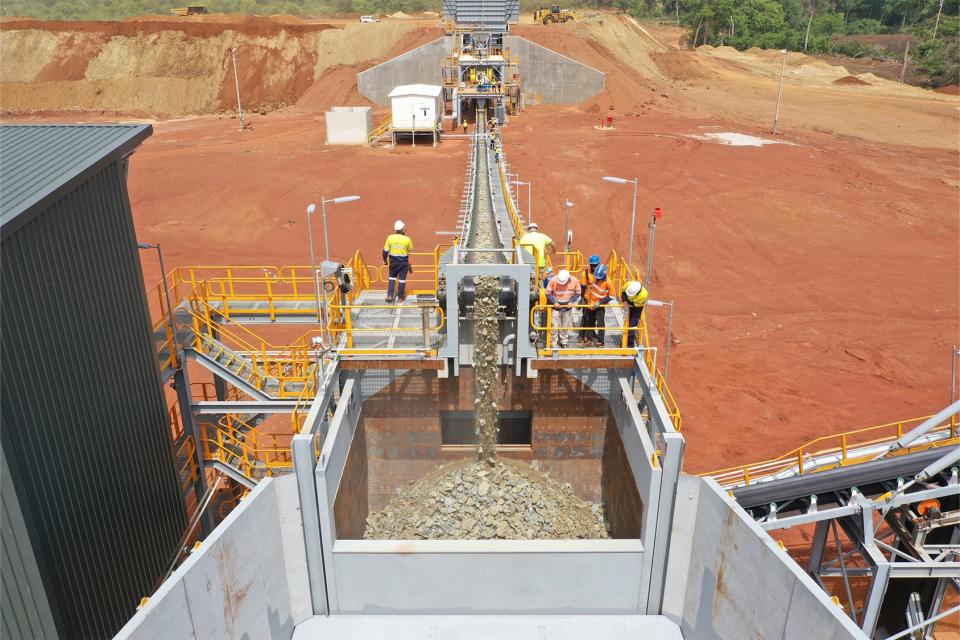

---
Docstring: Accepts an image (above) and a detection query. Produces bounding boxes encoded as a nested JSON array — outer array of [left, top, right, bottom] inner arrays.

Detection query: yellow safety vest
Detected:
[[625, 286, 648, 306], [519, 231, 553, 267], [384, 233, 413, 257]]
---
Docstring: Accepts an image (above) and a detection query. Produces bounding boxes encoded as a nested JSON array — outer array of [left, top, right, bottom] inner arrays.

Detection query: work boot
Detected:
[[385, 296, 394, 304]]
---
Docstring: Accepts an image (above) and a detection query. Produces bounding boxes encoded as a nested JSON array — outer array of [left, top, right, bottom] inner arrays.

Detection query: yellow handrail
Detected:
[[291, 364, 319, 433], [200, 416, 295, 479], [703, 415, 959, 486]]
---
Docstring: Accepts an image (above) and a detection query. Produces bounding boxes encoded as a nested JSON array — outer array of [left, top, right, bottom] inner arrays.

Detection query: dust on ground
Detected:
[[363, 458, 610, 540]]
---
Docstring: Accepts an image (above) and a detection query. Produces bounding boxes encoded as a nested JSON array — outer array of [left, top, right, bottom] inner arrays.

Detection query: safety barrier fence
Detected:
[[291, 364, 319, 433], [148, 247, 680, 415], [200, 414, 295, 480], [704, 415, 960, 489]]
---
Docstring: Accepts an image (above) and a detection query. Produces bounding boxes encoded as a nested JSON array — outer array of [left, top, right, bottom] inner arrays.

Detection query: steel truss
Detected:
[[738, 454, 959, 639]]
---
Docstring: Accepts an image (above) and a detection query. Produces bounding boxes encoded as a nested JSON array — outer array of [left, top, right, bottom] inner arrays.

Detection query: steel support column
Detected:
[[174, 364, 214, 534]]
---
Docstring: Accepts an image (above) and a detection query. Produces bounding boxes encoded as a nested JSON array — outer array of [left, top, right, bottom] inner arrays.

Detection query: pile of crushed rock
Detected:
[[364, 458, 610, 540]]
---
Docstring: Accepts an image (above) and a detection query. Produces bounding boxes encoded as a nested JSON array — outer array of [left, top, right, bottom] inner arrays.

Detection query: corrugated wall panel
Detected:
[[1, 447, 59, 640], [0, 159, 187, 639]]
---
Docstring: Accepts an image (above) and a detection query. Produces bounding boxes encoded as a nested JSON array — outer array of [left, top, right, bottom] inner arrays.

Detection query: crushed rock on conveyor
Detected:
[[364, 458, 610, 540]]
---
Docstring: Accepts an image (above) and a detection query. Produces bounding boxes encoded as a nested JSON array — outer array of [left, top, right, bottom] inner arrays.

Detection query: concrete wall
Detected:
[[601, 414, 643, 538], [361, 368, 609, 510], [357, 38, 452, 106], [330, 539, 645, 614], [325, 106, 372, 145], [115, 476, 311, 640], [662, 475, 868, 640], [505, 36, 605, 105], [313, 372, 657, 615], [334, 420, 368, 540]]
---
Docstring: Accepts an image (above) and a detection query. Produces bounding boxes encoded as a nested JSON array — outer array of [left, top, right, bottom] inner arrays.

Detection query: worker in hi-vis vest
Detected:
[[518, 222, 556, 268], [383, 220, 413, 303], [621, 280, 649, 348]]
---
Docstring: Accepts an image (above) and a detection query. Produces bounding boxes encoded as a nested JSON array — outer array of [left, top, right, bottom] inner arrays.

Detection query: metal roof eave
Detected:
[[0, 124, 153, 241]]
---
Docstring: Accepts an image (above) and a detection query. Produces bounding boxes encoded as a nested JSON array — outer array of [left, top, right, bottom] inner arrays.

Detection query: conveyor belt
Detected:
[[732, 447, 952, 509]]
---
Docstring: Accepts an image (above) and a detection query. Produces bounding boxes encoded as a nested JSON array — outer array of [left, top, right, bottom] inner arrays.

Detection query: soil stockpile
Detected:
[[833, 75, 870, 86], [363, 458, 610, 540]]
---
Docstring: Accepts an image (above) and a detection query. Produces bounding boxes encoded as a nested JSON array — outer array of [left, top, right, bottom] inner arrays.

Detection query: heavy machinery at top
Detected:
[[534, 5, 577, 24], [170, 4, 209, 16]]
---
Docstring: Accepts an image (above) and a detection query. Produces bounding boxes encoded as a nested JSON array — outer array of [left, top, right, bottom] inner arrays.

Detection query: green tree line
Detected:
[[621, 0, 958, 85]]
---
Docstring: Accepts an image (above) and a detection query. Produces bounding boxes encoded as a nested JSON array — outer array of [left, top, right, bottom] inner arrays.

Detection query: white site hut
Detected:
[[388, 84, 443, 147]]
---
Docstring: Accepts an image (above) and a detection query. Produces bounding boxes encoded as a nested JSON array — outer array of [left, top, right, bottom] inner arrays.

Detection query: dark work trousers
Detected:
[[581, 305, 606, 343], [387, 257, 410, 300], [627, 305, 644, 348]]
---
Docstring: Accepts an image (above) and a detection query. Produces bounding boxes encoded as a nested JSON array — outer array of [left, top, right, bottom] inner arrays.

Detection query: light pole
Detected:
[[309, 196, 360, 342], [563, 200, 574, 252], [771, 48, 787, 134], [137, 242, 179, 367], [646, 299, 674, 382], [603, 176, 639, 266], [510, 180, 532, 226], [306, 204, 321, 323], [320, 195, 360, 264]]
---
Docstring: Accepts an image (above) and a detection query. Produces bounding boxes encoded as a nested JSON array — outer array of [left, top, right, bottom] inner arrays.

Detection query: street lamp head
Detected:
[[136, 242, 155, 250], [510, 180, 527, 186], [307, 203, 317, 214], [603, 176, 628, 184], [331, 195, 360, 205]]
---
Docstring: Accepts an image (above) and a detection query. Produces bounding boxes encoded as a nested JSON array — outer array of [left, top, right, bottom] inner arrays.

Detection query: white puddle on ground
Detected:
[[688, 132, 798, 147]]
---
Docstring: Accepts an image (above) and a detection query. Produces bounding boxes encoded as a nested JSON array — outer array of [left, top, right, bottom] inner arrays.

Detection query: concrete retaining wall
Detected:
[[505, 36, 605, 104], [357, 37, 452, 106], [330, 539, 645, 614], [115, 475, 311, 640], [662, 475, 868, 640]]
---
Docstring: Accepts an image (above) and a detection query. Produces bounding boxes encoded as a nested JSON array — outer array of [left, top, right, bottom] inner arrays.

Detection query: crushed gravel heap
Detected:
[[364, 458, 610, 540]]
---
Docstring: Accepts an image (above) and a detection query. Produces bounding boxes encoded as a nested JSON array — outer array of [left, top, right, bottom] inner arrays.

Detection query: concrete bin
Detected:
[[325, 106, 373, 145]]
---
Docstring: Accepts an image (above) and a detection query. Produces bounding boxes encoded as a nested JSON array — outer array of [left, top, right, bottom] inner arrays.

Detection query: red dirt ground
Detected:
[[111, 100, 959, 477], [3, 16, 956, 477]]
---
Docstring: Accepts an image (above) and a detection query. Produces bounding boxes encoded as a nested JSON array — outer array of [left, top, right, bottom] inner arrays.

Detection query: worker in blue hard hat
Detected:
[[621, 280, 648, 348], [581, 253, 601, 294], [383, 220, 413, 303], [580, 264, 615, 347]]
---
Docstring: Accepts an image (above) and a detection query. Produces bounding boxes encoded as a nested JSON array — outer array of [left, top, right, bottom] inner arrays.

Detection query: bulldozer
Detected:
[[170, 4, 209, 16], [533, 5, 576, 24]]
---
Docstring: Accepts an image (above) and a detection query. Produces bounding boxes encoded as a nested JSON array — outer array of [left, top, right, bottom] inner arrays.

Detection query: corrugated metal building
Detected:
[[0, 125, 187, 639]]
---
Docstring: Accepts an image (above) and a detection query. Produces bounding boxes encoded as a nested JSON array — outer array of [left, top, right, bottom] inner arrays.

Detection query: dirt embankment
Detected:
[[0, 17, 431, 117], [516, 14, 957, 150]]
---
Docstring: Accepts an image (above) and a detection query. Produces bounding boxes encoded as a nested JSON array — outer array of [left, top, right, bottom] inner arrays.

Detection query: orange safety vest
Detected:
[[584, 278, 614, 306]]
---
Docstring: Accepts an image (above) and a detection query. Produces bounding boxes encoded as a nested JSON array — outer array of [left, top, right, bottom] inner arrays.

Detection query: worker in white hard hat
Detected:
[[621, 280, 649, 349], [544, 268, 580, 348], [518, 221, 556, 268], [383, 220, 414, 303]]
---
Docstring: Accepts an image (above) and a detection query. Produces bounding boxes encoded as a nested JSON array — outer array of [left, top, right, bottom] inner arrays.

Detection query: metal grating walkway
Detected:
[[345, 290, 442, 350]]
